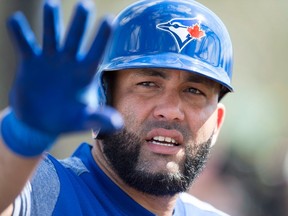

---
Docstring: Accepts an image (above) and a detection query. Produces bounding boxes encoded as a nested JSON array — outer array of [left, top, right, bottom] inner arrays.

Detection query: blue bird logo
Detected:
[[156, 18, 206, 52]]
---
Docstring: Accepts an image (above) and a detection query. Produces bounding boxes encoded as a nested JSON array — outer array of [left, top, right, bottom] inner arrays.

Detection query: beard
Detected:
[[101, 120, 212, 196]]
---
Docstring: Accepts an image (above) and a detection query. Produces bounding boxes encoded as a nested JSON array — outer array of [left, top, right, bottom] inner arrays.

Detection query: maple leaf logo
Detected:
[[187, 24, 205, 39]]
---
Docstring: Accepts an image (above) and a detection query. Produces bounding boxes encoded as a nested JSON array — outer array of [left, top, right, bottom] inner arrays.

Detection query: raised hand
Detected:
[[6, 0, 123, 136]]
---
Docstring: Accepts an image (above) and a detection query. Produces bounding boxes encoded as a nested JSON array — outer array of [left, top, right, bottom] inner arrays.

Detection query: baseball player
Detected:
[[0, 0, 233, 215]]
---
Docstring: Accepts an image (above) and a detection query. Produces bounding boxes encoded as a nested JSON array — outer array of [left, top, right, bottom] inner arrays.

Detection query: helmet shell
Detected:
[[97, 0, 233, 105]]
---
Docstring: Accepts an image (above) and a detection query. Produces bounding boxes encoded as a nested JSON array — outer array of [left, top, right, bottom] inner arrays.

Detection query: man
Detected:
[[0, 0, 233, 215]]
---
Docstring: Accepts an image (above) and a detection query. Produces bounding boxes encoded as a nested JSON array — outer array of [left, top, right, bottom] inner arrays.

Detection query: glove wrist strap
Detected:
[[0, 109, 57, 157]]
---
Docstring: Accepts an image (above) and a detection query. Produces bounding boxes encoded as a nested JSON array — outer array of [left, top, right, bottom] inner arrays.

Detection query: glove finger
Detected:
[[84, 17, 112, 79], [43, 0, 61, 56], [85, 106, 123, 135], [62, 1, 92, 58], [6, 12, 40, 58]]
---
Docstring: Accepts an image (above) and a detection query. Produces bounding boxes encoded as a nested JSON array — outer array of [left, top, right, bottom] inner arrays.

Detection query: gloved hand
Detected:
[[1, 0, 123, 157]]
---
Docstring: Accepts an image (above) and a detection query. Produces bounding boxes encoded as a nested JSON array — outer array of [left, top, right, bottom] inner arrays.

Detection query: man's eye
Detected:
[[137, 82, 156, 87], [185, 87, 203, 95]]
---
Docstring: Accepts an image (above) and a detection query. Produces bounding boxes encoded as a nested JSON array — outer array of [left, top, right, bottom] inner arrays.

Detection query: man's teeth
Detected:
[[151, 136, 178, 146]]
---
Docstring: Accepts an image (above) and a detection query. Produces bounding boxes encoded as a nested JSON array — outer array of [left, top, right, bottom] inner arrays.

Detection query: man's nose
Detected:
[[152, 91, 184, 121]]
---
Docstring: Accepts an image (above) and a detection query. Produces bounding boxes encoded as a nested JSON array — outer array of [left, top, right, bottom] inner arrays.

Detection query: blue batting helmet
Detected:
[[96, 0, 233, 105]]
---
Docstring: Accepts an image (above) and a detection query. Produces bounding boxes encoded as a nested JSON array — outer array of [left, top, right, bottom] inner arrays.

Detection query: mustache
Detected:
[[129, 120, 192, 141], [142, 120, 189, 130]]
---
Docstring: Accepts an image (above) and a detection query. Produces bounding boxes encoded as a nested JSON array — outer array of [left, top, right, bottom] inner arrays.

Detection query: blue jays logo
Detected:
[[156, 18, 206, 52]]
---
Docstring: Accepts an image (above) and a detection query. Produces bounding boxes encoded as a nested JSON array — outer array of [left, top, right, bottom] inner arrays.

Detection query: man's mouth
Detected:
[[149, 136, 180, 147], [145, 128, 184, 154]]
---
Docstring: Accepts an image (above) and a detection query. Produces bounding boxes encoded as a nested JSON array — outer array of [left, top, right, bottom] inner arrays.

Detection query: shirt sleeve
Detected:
[[11, 156, 60, 216]]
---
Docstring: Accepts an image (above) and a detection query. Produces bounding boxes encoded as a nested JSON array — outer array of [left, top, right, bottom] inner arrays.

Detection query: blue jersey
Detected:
[[13, 143, 228, 216]]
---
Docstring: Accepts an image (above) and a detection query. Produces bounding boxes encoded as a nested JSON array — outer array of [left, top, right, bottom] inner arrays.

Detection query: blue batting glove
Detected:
[[1, 0, 123, 157]]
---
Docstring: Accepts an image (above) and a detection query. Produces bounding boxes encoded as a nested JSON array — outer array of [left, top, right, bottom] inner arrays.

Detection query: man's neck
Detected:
[[91, 141, 178, 216], [125, 189, 178, 216]]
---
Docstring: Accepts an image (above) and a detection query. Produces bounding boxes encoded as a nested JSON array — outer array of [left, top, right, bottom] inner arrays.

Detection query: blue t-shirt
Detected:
[[13, 143, 228, 216]]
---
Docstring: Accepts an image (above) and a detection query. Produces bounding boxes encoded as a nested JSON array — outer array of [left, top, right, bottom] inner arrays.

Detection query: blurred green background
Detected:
[[1, 0, 288, 215]]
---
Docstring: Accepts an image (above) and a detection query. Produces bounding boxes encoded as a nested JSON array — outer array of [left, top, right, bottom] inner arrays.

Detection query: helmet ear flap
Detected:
[[102, 71, 116, 106], [92, 71, 118, 140], [218, 86, 229, 101]]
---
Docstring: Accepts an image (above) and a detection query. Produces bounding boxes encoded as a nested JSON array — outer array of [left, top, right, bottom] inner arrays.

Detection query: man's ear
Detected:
[[211, 103, 226, 146], [216, 103, 225, 130]]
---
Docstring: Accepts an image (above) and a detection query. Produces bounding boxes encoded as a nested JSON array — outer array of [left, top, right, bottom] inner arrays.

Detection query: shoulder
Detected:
[[28, 155, 61, 215], [13, 149, 91, 216], [31, 154, 60, 193], [175, 193, 229, 216], [12, 155, 61, 216]]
